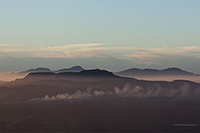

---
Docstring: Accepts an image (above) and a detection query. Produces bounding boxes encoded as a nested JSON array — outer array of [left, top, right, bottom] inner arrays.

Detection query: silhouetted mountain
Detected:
[[116, 67, 196, 76], [21, 67, 52, 73], [79, 69, 117, 77], [17, 69, 119, 84], [28, 69, 117, 78], [55, 65, 84, 73]]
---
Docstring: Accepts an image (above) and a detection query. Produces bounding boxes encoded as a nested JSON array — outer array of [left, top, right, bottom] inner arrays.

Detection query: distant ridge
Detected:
[[20, 65, 85, 73], [24, 69, 118, 80], [21, 67, 52, 73], [116, 67, 196, 76], [55, 65, 84, 73]]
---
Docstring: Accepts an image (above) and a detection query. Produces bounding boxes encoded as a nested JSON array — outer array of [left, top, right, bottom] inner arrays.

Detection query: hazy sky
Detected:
[[0, 0, 200, 73]]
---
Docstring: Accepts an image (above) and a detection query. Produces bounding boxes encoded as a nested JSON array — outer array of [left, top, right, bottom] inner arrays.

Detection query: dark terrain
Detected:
[[1, 101, 200, 132], [0, 69, 200, 132]]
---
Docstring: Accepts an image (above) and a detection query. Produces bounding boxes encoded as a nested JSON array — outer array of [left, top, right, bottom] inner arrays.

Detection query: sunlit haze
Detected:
[[0, 72, 27, 82]]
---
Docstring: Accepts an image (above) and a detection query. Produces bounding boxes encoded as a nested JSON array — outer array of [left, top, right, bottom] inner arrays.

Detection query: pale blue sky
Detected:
[[0, 0, 200, 73]]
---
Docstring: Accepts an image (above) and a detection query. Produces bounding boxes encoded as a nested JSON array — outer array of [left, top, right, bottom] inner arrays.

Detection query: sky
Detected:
[[0, 0, 200, 73]]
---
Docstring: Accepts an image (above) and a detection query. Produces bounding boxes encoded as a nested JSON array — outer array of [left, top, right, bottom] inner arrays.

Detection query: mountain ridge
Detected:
[[25, 69, 117, 77], [21, 67, 51, 73], [20, 66, 198, 76], [116, 67, 196, 76], [54, 65, 84, 73], [20, 65, 85, 73], [19, 69, 119, 84]]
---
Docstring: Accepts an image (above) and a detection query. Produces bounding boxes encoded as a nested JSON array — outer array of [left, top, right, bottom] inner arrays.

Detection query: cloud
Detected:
[[38, 43, 103, 52], [0, 43, 104, 58], [1, 43, 200, 66], [126, 46, 200, 63], [0, 44, 23, 47]]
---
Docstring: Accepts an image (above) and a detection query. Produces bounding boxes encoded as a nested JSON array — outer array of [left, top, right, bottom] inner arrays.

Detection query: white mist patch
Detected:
[[29, 83, 198, 102], [43, 88, 93, 100]]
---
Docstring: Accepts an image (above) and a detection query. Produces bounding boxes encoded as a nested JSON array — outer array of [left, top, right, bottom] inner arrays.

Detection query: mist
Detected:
[[29, 83, 200, 102]]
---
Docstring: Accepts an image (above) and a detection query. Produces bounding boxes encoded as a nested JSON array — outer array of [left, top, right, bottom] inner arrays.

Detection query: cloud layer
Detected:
[[1, 43, 200, 60], [1, 43, 200, 73]]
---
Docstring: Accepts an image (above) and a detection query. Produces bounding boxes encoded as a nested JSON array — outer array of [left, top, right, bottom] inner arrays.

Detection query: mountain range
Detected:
[[116, 67, 198, 76], [1, 68, 200, 103], [21, 66, 199, 76], [21, 65, 84, 73]]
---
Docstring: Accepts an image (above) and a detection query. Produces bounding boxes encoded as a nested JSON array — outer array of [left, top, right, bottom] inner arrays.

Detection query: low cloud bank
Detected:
[[29, 83, 200, 102]]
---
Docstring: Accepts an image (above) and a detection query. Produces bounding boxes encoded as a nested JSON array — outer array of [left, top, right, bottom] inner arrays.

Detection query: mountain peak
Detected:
[[162, 67, 183, 71], [21, 67, 51, 73], [79, 69, 116, 77], [55, 65, 84, 73]]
